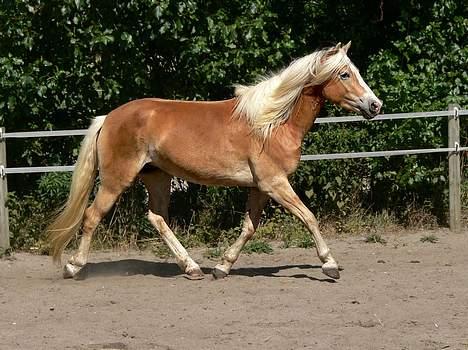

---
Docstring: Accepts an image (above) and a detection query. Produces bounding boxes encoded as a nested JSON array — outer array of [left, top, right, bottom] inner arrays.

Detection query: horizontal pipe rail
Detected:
[[4, 165, 75, 174], [3, 146, 466, 174], [3, 129, 88, 138], [300, 147, 468, 161], [315, 109, 468, 124], [2, 110, 467, 139], [0, 109, 466, 175]]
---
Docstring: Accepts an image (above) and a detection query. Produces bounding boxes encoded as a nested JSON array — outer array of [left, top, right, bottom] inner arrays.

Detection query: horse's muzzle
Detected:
[[359, 97, 382, 119]]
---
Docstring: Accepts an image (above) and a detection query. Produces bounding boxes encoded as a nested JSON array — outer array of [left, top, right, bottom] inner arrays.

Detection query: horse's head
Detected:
[[321, 42, 382, 119]]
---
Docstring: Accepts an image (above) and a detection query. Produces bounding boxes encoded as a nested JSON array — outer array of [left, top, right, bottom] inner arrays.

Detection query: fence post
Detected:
[[448, 104, 461, 233], [0, 127, 10, 250]]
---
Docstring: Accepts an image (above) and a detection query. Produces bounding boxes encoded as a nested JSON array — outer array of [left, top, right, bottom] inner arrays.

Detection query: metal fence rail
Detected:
[[2, 129, 88, 139], [3, 147, 467, 175], [301, 146, 468, 161], [315, 109, 468, 124], [0, 106, 466, 249], [4, 166, 76, 174], [2, 110, 467, 139]]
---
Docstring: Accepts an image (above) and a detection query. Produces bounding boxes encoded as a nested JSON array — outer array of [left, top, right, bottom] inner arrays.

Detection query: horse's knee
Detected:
[[147, 210, 165, 228]]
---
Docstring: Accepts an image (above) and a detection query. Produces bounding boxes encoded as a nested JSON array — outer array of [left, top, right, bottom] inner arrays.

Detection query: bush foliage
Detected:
[[1, 0, 466, 249]]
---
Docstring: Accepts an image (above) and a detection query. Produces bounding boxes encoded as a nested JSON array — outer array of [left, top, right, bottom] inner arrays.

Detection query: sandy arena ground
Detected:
[[1, 228, 467, 350]]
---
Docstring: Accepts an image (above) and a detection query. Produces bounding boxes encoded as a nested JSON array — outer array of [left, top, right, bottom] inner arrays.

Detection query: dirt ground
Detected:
[[1, 228, 467, 350]]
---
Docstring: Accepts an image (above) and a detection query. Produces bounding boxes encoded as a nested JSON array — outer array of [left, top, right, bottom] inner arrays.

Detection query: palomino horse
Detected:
[[47, 42, 382, 280]]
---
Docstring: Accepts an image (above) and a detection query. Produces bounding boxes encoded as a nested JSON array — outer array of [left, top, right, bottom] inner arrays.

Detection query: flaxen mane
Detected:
[[233, 47, 350, 139]]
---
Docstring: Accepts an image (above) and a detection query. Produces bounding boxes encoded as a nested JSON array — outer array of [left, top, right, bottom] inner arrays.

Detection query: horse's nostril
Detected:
[[370, 101, 380, 113]]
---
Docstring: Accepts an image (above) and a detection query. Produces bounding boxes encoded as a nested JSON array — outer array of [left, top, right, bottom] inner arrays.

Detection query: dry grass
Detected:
[[420, 234, 439, 243], [52, 194, 447, 259], [405, 206, 439, 229], [320, 209, 400, 237], [364, 233, 387, 244]]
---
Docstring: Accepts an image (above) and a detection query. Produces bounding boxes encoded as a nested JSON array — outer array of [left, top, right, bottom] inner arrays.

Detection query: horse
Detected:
[[47, 42, 382, 280]]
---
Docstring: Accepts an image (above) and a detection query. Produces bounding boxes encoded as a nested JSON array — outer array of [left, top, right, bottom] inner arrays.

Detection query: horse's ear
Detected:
[[324, 42, 343, 60], [342, 41, 351, 53]]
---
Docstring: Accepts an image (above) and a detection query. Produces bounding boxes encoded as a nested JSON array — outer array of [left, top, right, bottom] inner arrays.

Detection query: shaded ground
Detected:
[[1, 229, 467, 350]]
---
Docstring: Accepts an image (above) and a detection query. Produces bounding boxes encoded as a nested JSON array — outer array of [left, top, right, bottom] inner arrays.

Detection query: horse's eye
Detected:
[[339, 72, 350, 80]]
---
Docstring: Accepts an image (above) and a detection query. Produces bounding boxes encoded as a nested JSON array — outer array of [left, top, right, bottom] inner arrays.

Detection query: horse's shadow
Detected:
[[74, 259, 336, 283]]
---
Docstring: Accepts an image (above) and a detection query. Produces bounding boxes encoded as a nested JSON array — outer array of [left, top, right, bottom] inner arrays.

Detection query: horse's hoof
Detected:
[[63, 263, 81, 279], [184, 274, 204, 280], [212, 267, 228, 279], [184, 267, 205, 280], [184, 265, 205, 280], [322, 262, 340, 280]]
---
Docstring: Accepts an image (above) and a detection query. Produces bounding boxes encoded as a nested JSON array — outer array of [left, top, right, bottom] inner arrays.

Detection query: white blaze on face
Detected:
[[350, 63, 379, 102]]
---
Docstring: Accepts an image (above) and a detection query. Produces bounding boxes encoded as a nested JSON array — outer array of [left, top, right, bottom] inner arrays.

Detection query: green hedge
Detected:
[[1, 0, 466, 249]]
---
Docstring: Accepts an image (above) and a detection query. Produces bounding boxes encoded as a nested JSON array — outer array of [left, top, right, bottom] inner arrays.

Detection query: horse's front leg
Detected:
[[259, 176, 340, 279], [212, 188, 269, 279]]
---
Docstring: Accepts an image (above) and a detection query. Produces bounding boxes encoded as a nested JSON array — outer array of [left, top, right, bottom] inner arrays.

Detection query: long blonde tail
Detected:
[[46, 116, 106, 263]]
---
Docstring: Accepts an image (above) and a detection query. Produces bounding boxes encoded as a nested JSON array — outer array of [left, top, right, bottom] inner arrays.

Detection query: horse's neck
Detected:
[[285, 90, 324, 142], [262, 91, 323, 175]]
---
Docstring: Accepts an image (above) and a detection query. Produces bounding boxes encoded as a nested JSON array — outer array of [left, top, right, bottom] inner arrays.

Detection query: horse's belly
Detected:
[[167, 167, 255, 187], [154, 158, 255, 187]]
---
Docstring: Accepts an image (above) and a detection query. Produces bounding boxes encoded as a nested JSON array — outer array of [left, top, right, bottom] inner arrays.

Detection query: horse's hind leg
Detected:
[[64, 157, 142, 278], [213, 188, 269, 279], [63, 185, 122, 278], [140, 170, 204, 278]]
